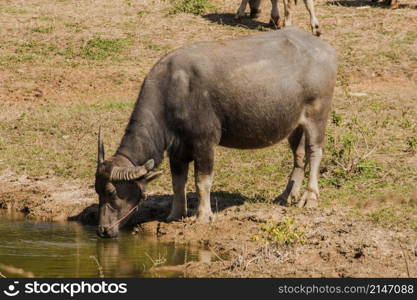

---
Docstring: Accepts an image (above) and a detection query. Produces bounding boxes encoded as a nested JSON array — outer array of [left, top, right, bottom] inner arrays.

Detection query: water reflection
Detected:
[[0, 211, 213, 278]]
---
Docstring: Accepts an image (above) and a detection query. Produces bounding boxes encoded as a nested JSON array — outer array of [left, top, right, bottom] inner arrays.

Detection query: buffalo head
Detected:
[[94, 128, 161, 238]]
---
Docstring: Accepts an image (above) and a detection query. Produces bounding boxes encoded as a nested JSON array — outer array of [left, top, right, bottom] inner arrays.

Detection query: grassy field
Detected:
[[0, 0, 416, 277], [1, 0, 416, 225]]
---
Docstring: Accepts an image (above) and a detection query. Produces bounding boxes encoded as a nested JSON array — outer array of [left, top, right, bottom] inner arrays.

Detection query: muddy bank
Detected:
[[0, 171, 97, 222], [138, 205, 417, 277], [1, 171, 416, 277]]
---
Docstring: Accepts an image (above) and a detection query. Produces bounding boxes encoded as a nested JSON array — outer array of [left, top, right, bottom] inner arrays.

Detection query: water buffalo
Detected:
[[95, 27, 337, 238], [235, 0, 321, 36]]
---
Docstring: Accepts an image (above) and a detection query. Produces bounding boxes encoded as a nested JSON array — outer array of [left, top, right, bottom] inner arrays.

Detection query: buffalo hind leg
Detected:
[[297, 116, 326, 208], [282, 0, 292, 27], [270, 0, 280, 27], [276, 126, 306, 206], [194, 146, 214, 223], [167, 158, 189, 221]]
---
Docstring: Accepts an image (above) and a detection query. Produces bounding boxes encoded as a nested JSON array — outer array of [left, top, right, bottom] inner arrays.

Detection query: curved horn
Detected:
[[109, 159, 155, 181], [97, 126, 105, 165]]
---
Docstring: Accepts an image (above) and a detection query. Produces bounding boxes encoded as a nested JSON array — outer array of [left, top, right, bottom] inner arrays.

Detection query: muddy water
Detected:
[[0, 212, 212, 278]]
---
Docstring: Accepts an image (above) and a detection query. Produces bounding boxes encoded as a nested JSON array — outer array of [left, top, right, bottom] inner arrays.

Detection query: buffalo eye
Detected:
[[106, 189, 117, 198]]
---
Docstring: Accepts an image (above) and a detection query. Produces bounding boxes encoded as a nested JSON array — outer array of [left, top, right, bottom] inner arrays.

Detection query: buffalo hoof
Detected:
[[195, 212, 214, 224], [296, 190, 318, 208], [274, 195, 289, 206], [234, 14, 243, 23], [166, 211, 187, 222], [312, 25, 321, 37], [269, 17, 280, 29], [274, 192, 299, 206]]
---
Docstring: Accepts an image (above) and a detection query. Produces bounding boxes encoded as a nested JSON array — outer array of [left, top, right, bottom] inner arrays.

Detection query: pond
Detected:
[[0, 211, 213, 278]]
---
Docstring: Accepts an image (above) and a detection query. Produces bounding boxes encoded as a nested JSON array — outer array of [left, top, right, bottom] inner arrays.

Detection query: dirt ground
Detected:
[[0, 171, 97, 222], [148, 205, 417, 277], [1, 170, 416, 277], [0, 0, 416, 277]]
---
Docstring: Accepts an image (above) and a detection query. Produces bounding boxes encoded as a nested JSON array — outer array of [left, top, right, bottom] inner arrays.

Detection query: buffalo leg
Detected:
[[297, 113, 327, 208], [389, 0, 398, 9], [235, 0, 249, 21], [282, 0, 292, 27], [167, 158, 189, 221], [194, 146, 214, 223], [303, 0, 320, 36], [277, 126, 306, 205], [249, 0, 262, 18], [270, 0, 280, 27]]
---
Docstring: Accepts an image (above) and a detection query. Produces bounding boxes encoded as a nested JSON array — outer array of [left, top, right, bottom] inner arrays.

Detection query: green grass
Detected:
[[169, 0, 216, 15], [31, 26, 54, 34], [368, 207, 397, 225], [16, 42, 58, 57], [79, 37, 133, 61], [366, 205, 417, 230], [0, 37, 133, 66], [0, 101, 134, 179], [141, 40, 172, 53], [136, 11, 148, 17], [2, 7, 28, 14], [0, 42, 59, 65], [64, 23, 85, 33], [0, 55, 34, 65]]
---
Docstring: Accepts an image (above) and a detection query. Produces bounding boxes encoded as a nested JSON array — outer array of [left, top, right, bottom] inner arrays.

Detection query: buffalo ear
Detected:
[[136, 171, 163, 198], [144, 170, 163, 183], [135, 170, 163, 191]]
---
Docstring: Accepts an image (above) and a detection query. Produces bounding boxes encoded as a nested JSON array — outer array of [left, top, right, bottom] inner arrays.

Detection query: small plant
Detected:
[[253, 218, 305, 245], [400, 118, 413, 129], [326, 133, 355, 171], [145, 252, 167, 267], [137, 11, 148, 17], [323, 119, 380, 187], [170, 0, 215, 15], [331, 111, 342, 126], [406, 136, 417, 154]]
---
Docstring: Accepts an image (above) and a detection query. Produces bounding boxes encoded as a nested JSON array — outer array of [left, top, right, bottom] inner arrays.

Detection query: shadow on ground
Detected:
[[202, 13, 275, 30], [68, 204, 99, 225], [69, 191, 251, 227], [326, 0, 413, 8]]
